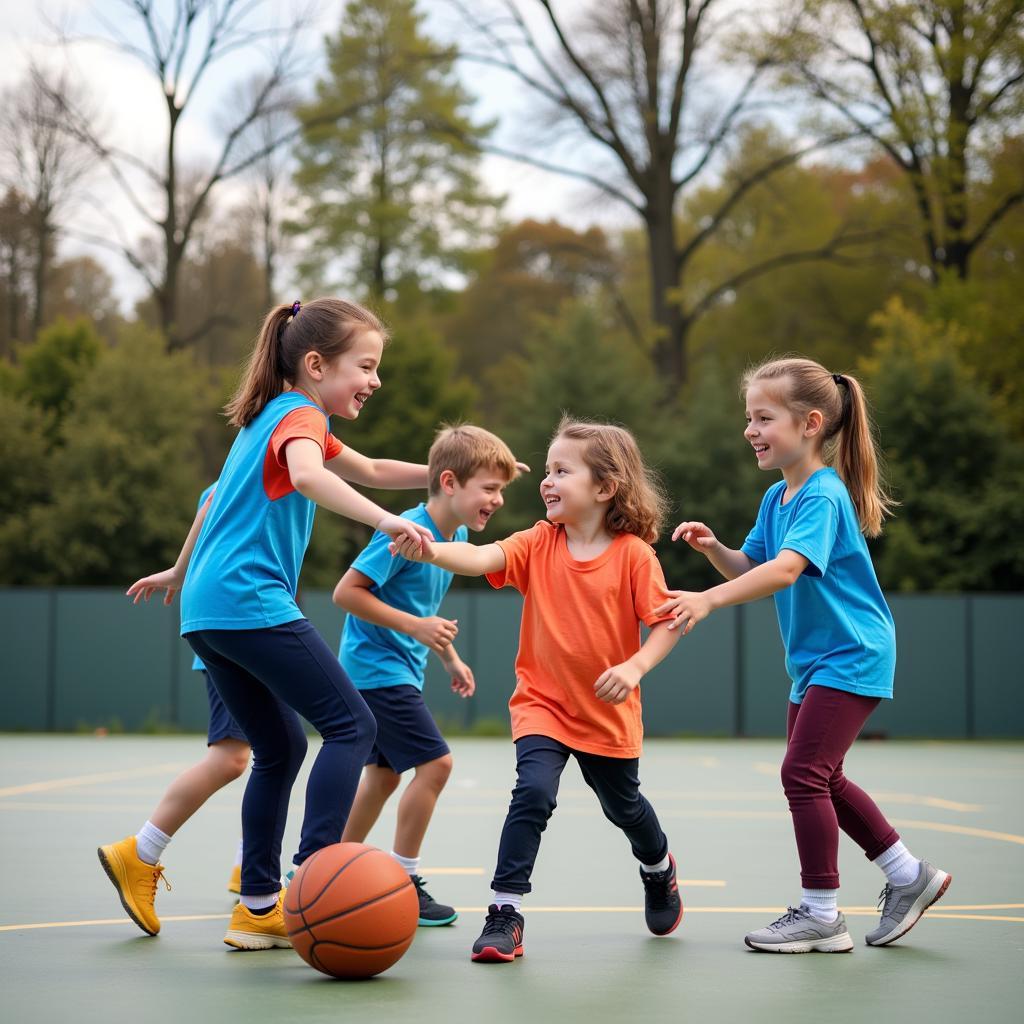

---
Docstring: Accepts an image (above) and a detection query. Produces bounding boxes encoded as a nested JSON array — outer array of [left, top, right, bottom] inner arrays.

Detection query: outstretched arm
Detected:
[[286, 439, 432, 549], [655, 549, 809, 634], [390, 534, 507, 577], [126, 491, 213, 605], [670, 520, 756, 580], [326, 444, 429, 490]]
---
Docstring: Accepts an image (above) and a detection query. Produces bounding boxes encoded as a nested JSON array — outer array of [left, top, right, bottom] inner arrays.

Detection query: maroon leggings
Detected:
[[783, 685, 899, 889]]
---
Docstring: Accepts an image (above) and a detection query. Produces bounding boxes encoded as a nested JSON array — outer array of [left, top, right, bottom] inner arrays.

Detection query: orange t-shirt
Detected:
[[486, 521, 674, 758], [263, 407, 343, 500]]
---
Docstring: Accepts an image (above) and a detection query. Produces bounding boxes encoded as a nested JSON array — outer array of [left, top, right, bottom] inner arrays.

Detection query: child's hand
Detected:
[[412, 616, 459, 653], [389, 533, 436, 562], [594, 661, 642, 704], [381, 515, 434, 558], [126, 567, 183, 605], [448, 658, 476, 698], [654, 591, 713, 634], [514, 460, 531, 474], [670, 520, 718, 552]]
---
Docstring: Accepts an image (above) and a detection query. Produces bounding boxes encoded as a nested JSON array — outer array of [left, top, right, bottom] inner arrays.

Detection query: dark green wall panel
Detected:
[[971, 596, 1024, 737], [0, 589, 52, 730]]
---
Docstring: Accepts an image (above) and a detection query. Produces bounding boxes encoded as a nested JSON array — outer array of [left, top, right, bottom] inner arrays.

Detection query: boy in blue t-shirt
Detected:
[[334, 425, 520, 925]]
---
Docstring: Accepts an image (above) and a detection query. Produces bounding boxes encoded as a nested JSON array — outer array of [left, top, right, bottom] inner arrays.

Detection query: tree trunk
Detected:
[[644, 174, 687, 393], [32, 210, 49, 338]]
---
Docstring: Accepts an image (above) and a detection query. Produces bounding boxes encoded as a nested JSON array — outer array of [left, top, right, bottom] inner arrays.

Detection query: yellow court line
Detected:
[[891, 818, 1024, 846], [3, 904, 1020, 933], [0, 763, 187, 798]]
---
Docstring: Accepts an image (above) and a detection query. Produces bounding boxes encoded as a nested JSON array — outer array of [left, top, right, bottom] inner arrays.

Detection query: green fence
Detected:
[[1, 589, 1021, 737]]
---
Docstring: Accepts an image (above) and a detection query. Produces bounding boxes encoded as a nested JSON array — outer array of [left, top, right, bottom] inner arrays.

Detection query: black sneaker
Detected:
[[640, 853, 683, 936], [411, 874, 458, 927], [471, 904, 525, 962]]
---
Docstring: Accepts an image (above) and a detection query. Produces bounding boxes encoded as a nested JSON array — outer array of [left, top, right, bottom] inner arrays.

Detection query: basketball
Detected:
[[283, 842, 419, 979]]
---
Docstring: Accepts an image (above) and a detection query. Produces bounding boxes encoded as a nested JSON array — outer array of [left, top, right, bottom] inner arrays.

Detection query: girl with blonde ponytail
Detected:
[[655, 356, 950, 955], [107, 298, 437, 951]]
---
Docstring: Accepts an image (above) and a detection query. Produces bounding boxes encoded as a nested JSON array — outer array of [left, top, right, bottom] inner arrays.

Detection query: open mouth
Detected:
[[544, 495, 561, 508], [354, 391, 371, 408], [478, 508, 493, 523], [752, 444, 769, 457]]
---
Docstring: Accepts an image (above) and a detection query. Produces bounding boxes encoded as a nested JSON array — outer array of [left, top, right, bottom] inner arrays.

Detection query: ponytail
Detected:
[[743, 357, 896, 538], [224, 298, 388, 428], [831, 373, 896, 538], [225, 304, 293, 428]]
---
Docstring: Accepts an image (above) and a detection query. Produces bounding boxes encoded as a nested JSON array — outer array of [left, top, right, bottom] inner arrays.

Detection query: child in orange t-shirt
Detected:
[[391, 416, 683, 963]]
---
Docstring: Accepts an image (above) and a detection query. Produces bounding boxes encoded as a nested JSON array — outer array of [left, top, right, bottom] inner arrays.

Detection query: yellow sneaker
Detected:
[[97, 836, 170, 936], [227, 864, 242, 895], [223, 890, 292, 950]]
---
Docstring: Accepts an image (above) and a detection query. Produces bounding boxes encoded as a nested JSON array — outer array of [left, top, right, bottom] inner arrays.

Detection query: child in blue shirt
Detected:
[[333, 425, 520, 926], [657, 357, 950, 953]]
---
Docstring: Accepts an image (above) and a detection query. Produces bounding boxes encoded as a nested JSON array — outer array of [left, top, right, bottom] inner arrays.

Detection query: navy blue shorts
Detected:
[[359, 685, 450, 774], [202, 671, 248, 746]]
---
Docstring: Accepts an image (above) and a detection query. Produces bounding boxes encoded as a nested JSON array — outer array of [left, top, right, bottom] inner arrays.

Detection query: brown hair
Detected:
[[428, 424, 519, 496], [742, 356, 895, 537], [552, 416, 668, 544], [225, 298, 387, 427]]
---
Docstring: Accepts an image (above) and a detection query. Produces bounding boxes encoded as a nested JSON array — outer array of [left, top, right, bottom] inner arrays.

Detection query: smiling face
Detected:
[[744, 380, 821, 472], [317, 329, 384, 419], [540, 436, 608, 525], [443, 468, 510, 532]]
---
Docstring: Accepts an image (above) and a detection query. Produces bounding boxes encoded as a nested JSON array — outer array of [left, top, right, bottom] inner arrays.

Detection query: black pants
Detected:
[[490, 734, 669, 895], [187, 620, 376, 896]]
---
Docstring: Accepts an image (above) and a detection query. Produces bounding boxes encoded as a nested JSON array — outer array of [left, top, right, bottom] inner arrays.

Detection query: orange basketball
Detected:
[[283, 842, 418, 979]]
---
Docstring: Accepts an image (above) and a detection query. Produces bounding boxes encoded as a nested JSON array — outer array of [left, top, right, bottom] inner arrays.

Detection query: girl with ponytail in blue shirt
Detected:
[[657, 357, 950, 954], [100, 299, 433, 950]]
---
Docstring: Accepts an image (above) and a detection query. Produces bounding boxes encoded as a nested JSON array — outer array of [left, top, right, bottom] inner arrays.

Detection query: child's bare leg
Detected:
[[150, 739, 251, 836], [393, 754, 453, 858], [341, 765, 402, 843]]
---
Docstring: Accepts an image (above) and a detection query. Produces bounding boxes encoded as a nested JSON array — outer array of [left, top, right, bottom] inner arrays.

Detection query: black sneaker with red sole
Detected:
[[641, 853, 683, 935], [471, 904, 525, 963]]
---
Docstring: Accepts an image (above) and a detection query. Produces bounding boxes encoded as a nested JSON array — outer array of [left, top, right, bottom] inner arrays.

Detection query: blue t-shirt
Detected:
[[190, 482, 218, 672], [741, 467, 895, 704], [339, 504, 467, 691], [181, 391, 325, 633]]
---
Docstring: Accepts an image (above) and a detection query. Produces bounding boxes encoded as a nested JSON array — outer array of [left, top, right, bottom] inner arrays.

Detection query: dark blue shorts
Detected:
[[358, 684, 450, 774], [202, 671, 248, 746]]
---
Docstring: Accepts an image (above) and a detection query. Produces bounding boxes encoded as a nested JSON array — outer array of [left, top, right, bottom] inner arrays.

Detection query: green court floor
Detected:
[[2, 736, 1021, 1023]]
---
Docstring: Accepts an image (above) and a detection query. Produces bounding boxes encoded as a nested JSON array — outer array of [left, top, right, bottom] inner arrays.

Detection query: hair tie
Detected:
[[833, 373, 845, 387], [291, 300, 301, 317]]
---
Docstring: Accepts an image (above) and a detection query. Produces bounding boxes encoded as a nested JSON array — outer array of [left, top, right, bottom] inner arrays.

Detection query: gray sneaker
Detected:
[[744, 905, 854, 953], [865, 860, 951, 947]]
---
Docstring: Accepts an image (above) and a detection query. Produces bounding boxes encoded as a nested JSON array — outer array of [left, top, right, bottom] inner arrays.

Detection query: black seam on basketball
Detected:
[[285, 878, 413, 938], [310, 937, 413, 953], [293, 847, 377, 915]]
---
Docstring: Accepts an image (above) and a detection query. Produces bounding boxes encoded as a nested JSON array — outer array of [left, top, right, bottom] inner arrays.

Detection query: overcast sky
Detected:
[[0, 0, 730, 309]]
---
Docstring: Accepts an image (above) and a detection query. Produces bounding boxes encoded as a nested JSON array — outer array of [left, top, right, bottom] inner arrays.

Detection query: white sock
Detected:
[[801, 888, 839, 923], [641, 854, 671, 874], [874, 840, 920, 887], [135, 821, 171, 866], [234, 838, 243, 868], [241, 891, 279, 912], [391, 851, 420, 876], [491, 891, 522, 913]]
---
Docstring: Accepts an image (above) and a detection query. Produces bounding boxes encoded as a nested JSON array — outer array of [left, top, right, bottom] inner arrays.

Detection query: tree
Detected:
[[446, 218, 635, 382], [450, 0, 874, 392], [0, 188, 35, 352], [52, 0, 309, 349], [766, 0, 1024, 281], [862, 299, 1024, 591], [294, 0, 500, 299], [38, 324, 211, 583], [0, 65, 92, 336], [14, 316, 103, 444]]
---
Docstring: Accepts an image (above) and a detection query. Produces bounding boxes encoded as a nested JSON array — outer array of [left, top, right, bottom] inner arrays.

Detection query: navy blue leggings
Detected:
[[491, 734, 669, 895], [187, 620, 376, 896]]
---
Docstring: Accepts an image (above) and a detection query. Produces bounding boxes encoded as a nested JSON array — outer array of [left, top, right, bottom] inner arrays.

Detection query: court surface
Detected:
[[2, 735, 1021, 1023]]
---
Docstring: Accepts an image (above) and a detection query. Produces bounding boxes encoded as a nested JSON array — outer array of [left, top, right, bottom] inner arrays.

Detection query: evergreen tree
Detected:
[[293, 0, 500, 298]]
